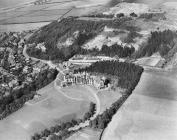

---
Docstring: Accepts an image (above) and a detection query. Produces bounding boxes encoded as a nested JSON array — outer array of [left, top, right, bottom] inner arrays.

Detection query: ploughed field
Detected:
[[0, 82, 91, 140]]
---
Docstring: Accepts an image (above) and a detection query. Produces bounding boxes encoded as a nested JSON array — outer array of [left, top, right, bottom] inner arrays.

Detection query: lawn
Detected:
[[4, 15, 60, 24]]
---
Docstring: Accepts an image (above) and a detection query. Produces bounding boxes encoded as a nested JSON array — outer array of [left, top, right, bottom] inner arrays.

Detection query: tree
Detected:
[[31, 133, 41, 140], [130, 12, 138, 17], [84, 112, 92, 121], [49, 134, 62, 140], [116, 13, 124, 18]]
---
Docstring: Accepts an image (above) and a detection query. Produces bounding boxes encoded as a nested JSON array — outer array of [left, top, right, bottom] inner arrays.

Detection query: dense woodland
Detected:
[[139, 13, 166, 20], [31, 102, 96, 140], [100, 44, 135, 57], [75, 61, 143, 89], [135, 30, 177, 58], [77, 44, 135, 58], [86, 61, 143, 129], [0, 69, 58, 120], [27, 17, 134, 61], [124, 30, 142, 44], [83, 13, 115, 18]]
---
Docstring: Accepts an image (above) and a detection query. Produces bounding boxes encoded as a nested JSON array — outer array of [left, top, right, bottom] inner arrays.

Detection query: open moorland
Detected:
[[98, 89, 123, 114]]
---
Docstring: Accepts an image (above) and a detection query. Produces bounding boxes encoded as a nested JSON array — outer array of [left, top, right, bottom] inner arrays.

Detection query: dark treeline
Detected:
[[0, 69, 58, 120], [32, 129, 75, 140], [76, 32, 96, 46], [74, 61, 143, 89], [27, 17, 105, 61], [124, 30, 142, 43], [83, 13, 114, 18], [78, 44, 135, 58], [27, 42, 135, 62], [135, 30, 177, 58], [139, 13, 166, 20], [28, 17, 132, 45], [27, 17, 133, 61], [88, 61, 143, 129], [31, 102, 96, 140]]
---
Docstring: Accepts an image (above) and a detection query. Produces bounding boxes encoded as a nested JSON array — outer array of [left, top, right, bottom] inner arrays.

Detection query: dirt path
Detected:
[[84, 86, 101, 116], [54, 81, 84, 101]]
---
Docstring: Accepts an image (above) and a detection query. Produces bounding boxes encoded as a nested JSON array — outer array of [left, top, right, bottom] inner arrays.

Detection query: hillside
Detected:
[[26, 1, 177, 69], [103, 2, 150, 16], [27, 16, 138, 61]]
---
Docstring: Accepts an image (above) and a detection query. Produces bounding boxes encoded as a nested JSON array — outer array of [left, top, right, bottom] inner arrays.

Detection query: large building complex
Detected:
[[61, 72, 109, 89]]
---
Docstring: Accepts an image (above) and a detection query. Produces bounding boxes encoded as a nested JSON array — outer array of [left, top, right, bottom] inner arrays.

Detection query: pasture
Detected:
[[67, 128, 101, 140], [0, 82, 90, 140], [98, 89, 122, 114], [0, 0, 107, 32]]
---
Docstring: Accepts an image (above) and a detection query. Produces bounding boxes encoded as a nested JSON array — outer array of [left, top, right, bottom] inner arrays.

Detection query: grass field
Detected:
[[67, 128, 101, 140], [98, 89, 122, 114], [0, 82, 90, 140], [3, 15, 60, 24], [135, 56, 163, 67], [61, 85, 97, 102]]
